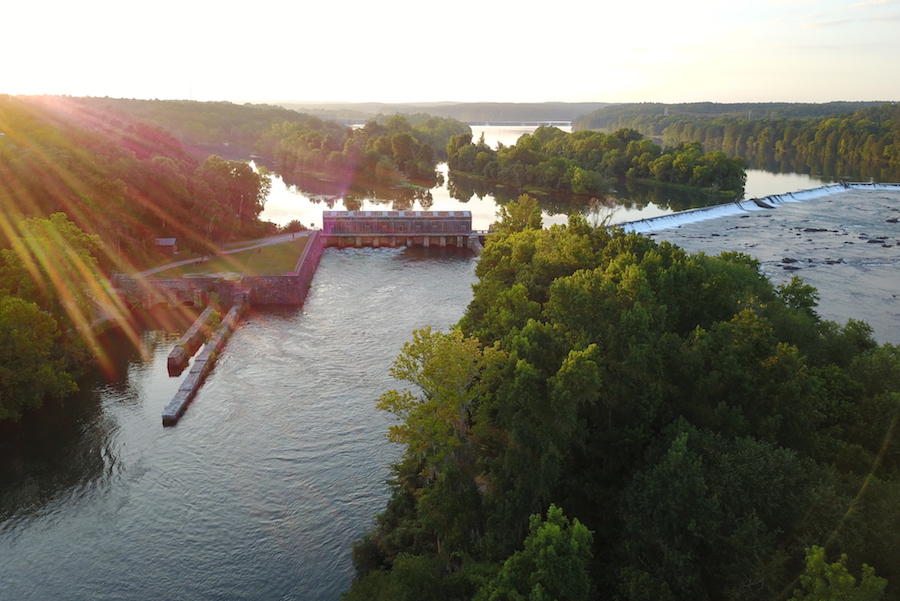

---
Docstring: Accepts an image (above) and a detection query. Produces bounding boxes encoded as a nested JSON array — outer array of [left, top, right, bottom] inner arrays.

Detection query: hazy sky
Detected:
[[4, 0, 898, 104]]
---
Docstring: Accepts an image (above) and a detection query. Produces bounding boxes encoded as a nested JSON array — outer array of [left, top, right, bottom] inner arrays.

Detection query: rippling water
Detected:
[[0, 247, 477, 600]]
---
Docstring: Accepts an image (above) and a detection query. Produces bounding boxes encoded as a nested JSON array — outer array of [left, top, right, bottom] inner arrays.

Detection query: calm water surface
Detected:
[[0, 247, 477, 600]]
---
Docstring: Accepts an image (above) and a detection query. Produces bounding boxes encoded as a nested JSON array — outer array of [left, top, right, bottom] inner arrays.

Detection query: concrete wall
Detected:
[[113, 230, 325, 309]]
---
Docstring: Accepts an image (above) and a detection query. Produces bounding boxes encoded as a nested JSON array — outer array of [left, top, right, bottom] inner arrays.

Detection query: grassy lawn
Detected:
[[153, 237, 309, 277]]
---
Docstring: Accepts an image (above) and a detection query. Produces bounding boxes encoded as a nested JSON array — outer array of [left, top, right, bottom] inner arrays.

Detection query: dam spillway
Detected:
[[620, 182, 900, 234], [322, 210, 478, 249]]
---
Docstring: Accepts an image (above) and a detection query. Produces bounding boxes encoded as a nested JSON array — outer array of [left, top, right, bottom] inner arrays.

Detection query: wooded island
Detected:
[[447, 126, 748, 199], [344, 196, 899, 601]]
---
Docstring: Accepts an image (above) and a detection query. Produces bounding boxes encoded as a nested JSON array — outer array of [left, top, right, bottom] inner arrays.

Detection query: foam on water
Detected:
[[620, 183, 900, 233]]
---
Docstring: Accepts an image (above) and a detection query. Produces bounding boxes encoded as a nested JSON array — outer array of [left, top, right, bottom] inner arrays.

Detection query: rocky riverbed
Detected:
[[628, 186, 900, 345]]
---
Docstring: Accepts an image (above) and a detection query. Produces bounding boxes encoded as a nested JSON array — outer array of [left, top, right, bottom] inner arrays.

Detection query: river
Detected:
[[0, 126, 840, 600], [0, 247, 477, 600], [259, 125, 833, 231]]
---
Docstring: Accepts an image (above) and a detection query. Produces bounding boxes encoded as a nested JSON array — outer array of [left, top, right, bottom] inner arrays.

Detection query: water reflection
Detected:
[[259, 125, 843, 232], [0, 386, 109, 527], [0, 308, 201, 528]]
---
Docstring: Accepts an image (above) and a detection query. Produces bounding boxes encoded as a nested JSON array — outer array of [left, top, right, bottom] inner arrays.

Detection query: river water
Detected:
[[0, 126, 841, 600], [259, 125, 833, 231], [0, 247, 477, 600]]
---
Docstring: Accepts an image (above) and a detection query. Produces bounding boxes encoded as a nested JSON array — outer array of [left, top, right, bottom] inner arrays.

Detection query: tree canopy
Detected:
[[344, 195, 899, 601], [573, 102, 900, 182], [257, 112, 469, 189], [447, 127, 746, 200], [0, 95, 276, 270]]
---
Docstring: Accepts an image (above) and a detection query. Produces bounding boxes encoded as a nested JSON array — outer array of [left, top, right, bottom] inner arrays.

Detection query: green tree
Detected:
[[0, 212, 105, 334], [376, 327, 506, 554], [197, 156, 270, 226], [0, 295, 76, 421], [494, 194, 543, 236], [376, 327, 505, 480], [475, 505, 593, 601], [789, 546, 886, 601]]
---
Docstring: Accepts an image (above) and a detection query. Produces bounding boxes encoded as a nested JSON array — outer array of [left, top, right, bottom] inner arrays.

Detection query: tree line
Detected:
[[278, 100, 611, 123], [343, 195, 900, 600], [0, 95, 278, 420], [67, 96, 470, 190], [255, 113, 470, 189], [69, 96, 312, 159], [573, 102, 900, 182], [446, 126, 747, 198]]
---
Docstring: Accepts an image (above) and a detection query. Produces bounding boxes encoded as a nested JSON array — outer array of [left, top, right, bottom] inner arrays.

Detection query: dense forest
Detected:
[[573, 102, 887, 128], [446, 126, 747, 198], [67, 96, 311, 159], [276, 101, 611, 124], [573, 102, 900, 181], [343, 195, 900, 601], [255, 112, 469, 189], [0, 95, 278, 419], [69, 96, 470, 192], [0, 95, 274, 267]]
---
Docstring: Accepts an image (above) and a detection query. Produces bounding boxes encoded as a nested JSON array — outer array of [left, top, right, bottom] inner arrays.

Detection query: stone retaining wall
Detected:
[[113, 230, 324, 309]]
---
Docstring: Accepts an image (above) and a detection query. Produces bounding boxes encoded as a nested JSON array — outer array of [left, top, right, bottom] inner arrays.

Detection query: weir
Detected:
[[620, 182, 900, 234]]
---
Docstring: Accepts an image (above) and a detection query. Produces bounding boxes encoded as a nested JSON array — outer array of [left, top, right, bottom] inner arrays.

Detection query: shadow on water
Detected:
[[614, 179, 732, 212], [0, 306, 199, 527], [396, 245, 477, 264], [0, 383, 110, 527], [446, 171, 729, 218]]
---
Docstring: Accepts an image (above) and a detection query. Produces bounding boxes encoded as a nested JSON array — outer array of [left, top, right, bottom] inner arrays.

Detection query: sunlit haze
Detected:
[[4, 0, 899, 103]]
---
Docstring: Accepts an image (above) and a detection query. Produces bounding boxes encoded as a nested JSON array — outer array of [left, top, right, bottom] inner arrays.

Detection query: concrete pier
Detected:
[[467, 233, 484, 254], [162, 299, 246, 426], [167, 306, 217, 376]]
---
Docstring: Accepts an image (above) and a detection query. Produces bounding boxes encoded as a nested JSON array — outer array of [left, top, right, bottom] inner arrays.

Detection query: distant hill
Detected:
[[570, 101, 900, 181], [69, 97, 313, 160], [573, 101, 888, 131], [265, 101, 613, 123]]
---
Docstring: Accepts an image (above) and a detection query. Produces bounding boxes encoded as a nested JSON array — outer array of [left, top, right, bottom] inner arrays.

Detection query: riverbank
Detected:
[[625, 184, 900, 345]]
